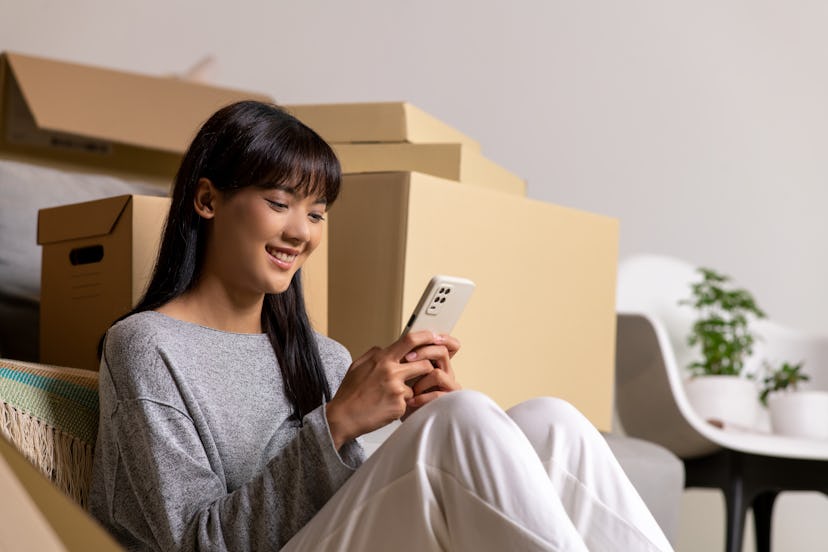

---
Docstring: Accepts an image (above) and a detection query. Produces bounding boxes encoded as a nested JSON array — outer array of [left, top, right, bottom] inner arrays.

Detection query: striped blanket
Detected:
[[0, 358, 99, 508]]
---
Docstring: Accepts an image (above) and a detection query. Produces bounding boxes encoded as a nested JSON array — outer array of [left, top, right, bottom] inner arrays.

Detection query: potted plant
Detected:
[[680, 267, 766, 429], [761, 361, 828, 439], [759, 361, 809, 406]]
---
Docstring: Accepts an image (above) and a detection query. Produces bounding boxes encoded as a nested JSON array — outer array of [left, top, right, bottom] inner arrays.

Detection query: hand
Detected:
[[403, 334, 462, 418], [325, 331, 441, 449]]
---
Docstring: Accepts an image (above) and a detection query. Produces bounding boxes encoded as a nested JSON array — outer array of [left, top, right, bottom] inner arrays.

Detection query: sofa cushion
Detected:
[[604, 432, 685, 544]]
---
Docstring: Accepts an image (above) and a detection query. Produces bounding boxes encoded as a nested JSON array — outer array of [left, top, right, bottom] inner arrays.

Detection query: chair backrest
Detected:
[[615, 254, 721, 458], [616, 254, 699, 370], [615, 313, 719, 458]]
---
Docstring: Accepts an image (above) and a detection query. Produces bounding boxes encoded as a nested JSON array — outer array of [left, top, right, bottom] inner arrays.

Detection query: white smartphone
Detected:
[[401, 275, 476, 337]]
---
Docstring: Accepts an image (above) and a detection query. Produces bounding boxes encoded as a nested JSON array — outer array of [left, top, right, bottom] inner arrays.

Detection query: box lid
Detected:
[[285, 102, 480, 150], [4, 52, 271, 154], [37, 195, 131, 245]]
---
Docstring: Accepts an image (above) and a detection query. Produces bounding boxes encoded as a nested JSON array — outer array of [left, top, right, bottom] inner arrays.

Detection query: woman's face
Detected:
[[203, 181, 327, 298]]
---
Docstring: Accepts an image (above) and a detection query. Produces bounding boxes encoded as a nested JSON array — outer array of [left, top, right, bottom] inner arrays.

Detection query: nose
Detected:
[[283, 209, 311, 244]]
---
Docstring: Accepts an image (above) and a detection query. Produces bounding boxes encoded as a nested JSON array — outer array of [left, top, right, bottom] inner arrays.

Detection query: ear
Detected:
[[194, 178, 219, 220]]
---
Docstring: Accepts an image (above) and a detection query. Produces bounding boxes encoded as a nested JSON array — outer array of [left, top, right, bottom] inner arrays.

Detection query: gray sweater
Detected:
[[89, 311, 365, 551]]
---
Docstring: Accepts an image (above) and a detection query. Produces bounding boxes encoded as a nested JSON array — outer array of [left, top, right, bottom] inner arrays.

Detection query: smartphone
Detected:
[[401, 275, 476, 337]]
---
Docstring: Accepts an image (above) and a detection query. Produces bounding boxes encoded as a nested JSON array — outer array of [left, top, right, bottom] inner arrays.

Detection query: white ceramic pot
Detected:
[[684, 375, 760, 429], [768, 390, 828, 440]]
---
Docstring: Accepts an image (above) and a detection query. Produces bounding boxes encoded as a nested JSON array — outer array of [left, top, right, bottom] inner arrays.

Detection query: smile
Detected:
[[266, 246, 299, 268]]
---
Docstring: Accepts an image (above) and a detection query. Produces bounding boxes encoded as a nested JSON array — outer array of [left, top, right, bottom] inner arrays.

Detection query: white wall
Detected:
[[3, 1, 828, 549]]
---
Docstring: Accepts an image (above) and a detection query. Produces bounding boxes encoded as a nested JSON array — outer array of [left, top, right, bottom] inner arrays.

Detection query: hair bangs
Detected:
[[247, 119, 341, 205]]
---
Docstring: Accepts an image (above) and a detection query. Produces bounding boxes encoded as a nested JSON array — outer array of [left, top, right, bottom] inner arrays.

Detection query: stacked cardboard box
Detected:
[[288, 104, 618, 430], [285, 102, 526, 195], [328, 172, 619, 429]]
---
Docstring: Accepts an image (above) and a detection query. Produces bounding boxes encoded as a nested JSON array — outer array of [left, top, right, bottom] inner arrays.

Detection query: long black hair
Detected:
[[116, 100, 341, 419]]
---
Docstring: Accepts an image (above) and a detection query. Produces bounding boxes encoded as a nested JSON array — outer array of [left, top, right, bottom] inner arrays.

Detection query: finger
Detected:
[[386, 330, 441, 361], [407, 390, 450, 409], [401, 383, 414, 402], [404, 373, 426, 388], [412, 368, 456, 395], [411, 367, 445, 394], [397, 358, 434, 382], [404, 344, 453, 377], [404, 344, 449, 367], [439, 335, 461, 358]]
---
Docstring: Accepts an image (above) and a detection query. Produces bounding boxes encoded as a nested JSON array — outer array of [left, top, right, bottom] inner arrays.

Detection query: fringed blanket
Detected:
[[0, 359, 98, 508]]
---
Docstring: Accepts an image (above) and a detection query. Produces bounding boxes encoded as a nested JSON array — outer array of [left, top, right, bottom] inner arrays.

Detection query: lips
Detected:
[[266, 245, 299, 269]]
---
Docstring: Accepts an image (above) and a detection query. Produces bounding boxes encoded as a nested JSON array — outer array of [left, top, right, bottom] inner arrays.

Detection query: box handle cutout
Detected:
[[69, 245, 104, 265]]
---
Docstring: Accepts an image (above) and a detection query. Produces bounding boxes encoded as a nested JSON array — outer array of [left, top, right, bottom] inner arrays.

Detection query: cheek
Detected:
[[306, 225, 325, 255], [215, 215, 269, 260]]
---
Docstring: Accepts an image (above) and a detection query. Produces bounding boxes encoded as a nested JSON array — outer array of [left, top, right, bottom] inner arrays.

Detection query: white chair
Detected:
[[615, 254, 828, 552]]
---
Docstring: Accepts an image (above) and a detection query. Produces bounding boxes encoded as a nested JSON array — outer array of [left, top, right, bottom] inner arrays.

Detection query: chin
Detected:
[[266, 278, 294, 295]]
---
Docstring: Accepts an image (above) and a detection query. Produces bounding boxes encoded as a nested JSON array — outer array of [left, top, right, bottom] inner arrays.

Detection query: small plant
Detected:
[[680, 267, 766, 377], [759, 361, 809, 406]]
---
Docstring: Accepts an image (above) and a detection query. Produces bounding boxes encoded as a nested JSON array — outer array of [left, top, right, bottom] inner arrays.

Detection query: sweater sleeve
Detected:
[[106, 393, 358, 551]]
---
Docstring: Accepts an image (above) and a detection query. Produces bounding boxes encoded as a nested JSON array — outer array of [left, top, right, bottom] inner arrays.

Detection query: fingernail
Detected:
[[433, 333, 443, 343], [405, 351, 418, 361]]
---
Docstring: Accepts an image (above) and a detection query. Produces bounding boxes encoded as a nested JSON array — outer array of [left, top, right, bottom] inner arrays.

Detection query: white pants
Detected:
[[283, 391, 674, 551]]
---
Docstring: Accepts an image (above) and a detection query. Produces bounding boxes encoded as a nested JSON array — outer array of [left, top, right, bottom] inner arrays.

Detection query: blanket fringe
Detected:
[[0, 402, 93, 508]]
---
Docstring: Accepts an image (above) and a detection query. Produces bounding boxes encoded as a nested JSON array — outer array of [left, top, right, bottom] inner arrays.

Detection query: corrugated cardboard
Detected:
[[37, 195, 328, 371], [0, 435, 123, 551], [333, 142, 526, 196], [38, 195, 168, 370], [285, 102, 480, 150], [328, 172, 619, 430], [0, 51, 271, 186]]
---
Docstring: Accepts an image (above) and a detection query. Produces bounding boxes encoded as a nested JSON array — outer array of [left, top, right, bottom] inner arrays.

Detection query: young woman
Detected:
[[89, 100, 673, 552]]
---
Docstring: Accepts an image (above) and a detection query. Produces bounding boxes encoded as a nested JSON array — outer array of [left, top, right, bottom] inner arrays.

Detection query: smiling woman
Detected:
[[88, 100, 674, 552]]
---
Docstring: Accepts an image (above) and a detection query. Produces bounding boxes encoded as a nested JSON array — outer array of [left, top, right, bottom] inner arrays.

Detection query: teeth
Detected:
[[267, 247, 297, 262]]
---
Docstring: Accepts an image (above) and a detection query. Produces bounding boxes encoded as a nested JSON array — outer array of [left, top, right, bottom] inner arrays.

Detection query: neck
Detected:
[[157, 274, 265, 334]]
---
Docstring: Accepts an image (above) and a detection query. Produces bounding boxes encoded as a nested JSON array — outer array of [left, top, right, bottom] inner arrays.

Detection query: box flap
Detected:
[[0, 436, 124, 551], [5, 52, 272, 154], [37, 195, 131, 245], [285, 102, 480, 150]]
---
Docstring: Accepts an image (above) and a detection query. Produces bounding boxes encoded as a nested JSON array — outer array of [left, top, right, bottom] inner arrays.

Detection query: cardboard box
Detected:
[[0, 51, 271, 186], [37, 195, 169, 370], [333, 142, 526, 196], [0, 435, 123, 551], [285, 102, 480, 150], [328, 172, 618, 430], [37, 195, 328, 371]]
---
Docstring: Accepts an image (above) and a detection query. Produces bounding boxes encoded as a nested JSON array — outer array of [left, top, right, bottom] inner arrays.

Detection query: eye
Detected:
[[265, 199, 289, 211], [309, 212, 327, 223]]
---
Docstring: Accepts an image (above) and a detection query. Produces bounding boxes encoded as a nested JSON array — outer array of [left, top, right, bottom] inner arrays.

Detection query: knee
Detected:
[[413, 390, 516, 439], [411, 390, 536, 468], [426, 389, 501, 422], [507, 397, 595, 439]]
